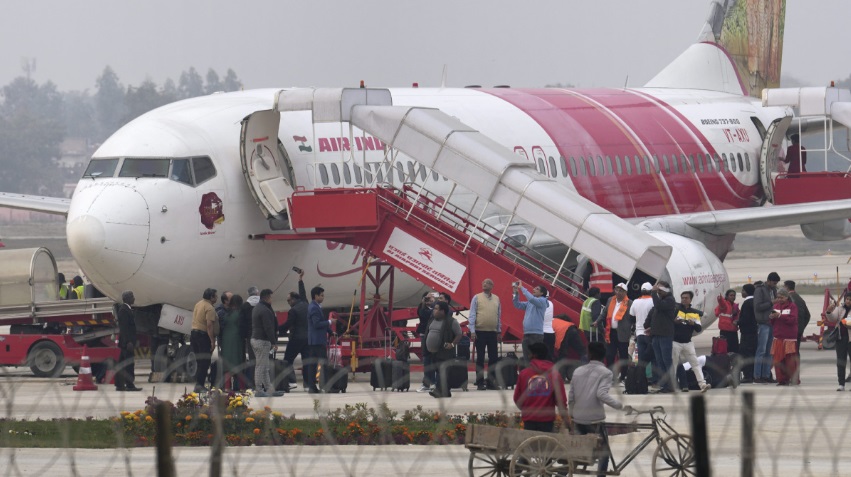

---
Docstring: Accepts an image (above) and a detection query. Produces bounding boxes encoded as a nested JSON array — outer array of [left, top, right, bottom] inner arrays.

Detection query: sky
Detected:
[[0, 1, 849, 93]]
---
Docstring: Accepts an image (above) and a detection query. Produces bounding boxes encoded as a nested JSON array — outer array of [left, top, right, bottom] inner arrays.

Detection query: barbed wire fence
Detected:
[[1, 345, 850, 477]]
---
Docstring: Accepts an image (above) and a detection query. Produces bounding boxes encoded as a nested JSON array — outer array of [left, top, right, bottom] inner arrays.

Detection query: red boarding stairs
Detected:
[[257, 184, 587, 348]]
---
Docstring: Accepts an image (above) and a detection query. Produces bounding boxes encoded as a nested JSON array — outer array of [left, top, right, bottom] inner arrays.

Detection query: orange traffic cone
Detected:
[[73, 345, 98, 391]]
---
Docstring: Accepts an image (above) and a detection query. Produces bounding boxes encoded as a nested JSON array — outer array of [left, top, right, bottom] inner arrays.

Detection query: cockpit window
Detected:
[[170, 159, 192, 185], [119, 158, 170, 178], [83, 159, 119, 178], [192, 157, 216, 185]]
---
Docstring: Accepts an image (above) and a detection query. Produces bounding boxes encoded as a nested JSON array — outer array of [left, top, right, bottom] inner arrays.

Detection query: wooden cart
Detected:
[[465, 424, 599, 476]]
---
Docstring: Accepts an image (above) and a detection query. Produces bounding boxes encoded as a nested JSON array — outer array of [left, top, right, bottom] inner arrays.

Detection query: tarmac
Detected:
[[3, 254, 851, 476]]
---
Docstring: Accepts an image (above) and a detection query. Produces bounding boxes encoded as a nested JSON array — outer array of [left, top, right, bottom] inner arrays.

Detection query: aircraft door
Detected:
[[240, 109, 296, 221], [758, 116, 792, 204]]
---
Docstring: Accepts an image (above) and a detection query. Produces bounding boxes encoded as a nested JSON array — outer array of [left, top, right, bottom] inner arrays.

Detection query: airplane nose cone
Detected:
[[67, 185, 150, 287]]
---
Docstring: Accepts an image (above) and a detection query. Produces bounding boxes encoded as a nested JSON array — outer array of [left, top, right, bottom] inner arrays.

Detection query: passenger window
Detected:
[[604, 156, 613, 175], [353, 163, 363, 183], [725, 153, 735, 172], [395, 162, 405, 182], [331, 163, 341, 185], [170, 159, 192, 185], [418, 164, 427, 181], [343, 163, 352, 184], [537, 158, 546, 175], [569, 157, 577, 177], [83, 158, 119, 178], [579, 157, 587, 176], [705, 154, 713, 172], [362, 164, 373, 183], [662, 155, 670, 174], [561, 156, 569, 177], [623, 156, 632, 175], [318, 164, 329, 185], [737, 153, 745, 172], [119, 158, 170, 178], [407, 161, 416, 181], [587, 156, 596, 176], [548, 156, 557, 177], [192, 157, 217, 184], [432, 170, 439, 182], [694, 154, 702, 173], [376, 164, 384, 183], [634, 156, 642, 175], [596, 156, 604, 176], [744, 153, 751, 172], [681, 154, 689, 172], [615, 156, 623, 175], [671, 155, 679, 173]]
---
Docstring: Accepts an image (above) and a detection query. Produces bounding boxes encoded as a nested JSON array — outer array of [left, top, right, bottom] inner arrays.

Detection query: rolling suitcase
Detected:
[[392, 359, 411, 391], [624, 364, 648, 394], [319, 363, 348, 393], [370, 329, 397, 390], [443, 358, 469, 391], [703, 352, 735, 388], [488, 345, 519, 389], [271, 351, 295, 392]]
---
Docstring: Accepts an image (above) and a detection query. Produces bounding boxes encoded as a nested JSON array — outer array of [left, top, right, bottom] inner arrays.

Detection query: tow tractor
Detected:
[[0, 247, 119, 377]]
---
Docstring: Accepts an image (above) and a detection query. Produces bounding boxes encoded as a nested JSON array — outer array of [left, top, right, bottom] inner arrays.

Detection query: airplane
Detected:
[[2, 0, 851, 333]]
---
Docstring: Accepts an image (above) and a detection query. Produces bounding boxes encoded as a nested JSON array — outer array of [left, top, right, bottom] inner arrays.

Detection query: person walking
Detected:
[[426, 301, 462, 398], [629, 283, 657, 385], [770, 289, 799, 386], [281, 270, 309, 390], [306, 285, 333, 394], [416, 292, 436, 393], [469, 279, 501, 390], [238, 286, 260, 388], [753, 272, 780, 384], [552, 314, 587, 381], [784, 280, 811, 353], [220, 294, 245, 391], [115, 291, 142, 392], [825, 294, 851, 391], [738, 284, 758, 383], [715, 289, 740, 353], [569, 342, 631, 477], [251, 289, 283, 397], [191, 288, 219, 393], [672, 291, 711, 393], [597, 282, 631, 383], [513, 281, 549, 364], [513, 342, 570, 432], [646, 281, 676, 393]]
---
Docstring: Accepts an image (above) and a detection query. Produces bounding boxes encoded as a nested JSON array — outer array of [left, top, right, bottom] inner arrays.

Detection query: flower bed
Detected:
[[114, 390, 546, 447]]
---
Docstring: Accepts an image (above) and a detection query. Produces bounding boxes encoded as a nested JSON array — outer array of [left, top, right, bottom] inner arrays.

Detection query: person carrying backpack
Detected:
[[513, 342, 570, 432]]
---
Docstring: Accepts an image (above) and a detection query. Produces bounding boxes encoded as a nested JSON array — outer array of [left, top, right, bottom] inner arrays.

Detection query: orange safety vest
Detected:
[[603, 296, 630, 343], [589, 262, 613, 294], [552, 319, 575, 351]]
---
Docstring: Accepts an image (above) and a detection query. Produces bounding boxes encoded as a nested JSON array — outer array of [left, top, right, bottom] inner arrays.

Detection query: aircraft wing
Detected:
[[0, 192, 70, 216], [675, 199, 851, 235]]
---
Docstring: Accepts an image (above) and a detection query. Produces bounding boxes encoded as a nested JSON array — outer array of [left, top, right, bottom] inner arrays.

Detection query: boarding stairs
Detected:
[[246, 87, 674, 341]]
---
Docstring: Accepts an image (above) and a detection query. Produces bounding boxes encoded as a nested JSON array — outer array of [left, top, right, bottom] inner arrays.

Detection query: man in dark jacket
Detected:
[[306, 286, 333, 394], [784, 280, 811, 352], [116, 291, 142, 392], [646, 280, 676, 393], [251, 289, 283, 397], [416, 292, 436, 392], [281, 270, 309, 389], [738, 283, 758, 383]]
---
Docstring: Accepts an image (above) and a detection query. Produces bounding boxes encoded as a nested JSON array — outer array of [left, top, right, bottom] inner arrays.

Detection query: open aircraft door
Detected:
[[758, 115, 793, 204], [240, 109, 296, 221]]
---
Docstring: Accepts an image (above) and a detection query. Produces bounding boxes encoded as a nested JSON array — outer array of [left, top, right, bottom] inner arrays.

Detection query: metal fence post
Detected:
[[690, 395, 711, 477], [155, 401, 176, 477], [210, 392, 225, 477], [742, 391, 755, 477]]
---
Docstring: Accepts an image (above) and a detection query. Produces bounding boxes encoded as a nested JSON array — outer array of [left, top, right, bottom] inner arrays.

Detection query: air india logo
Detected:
[[418, 247, 434, 263], [199, 192, 225, 231]]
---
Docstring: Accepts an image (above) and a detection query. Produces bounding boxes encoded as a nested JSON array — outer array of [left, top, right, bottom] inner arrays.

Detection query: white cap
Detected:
[[615, 283, 628, 291], [641, 282, 653, 291]]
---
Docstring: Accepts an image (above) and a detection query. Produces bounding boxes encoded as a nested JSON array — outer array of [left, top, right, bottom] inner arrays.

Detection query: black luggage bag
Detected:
[[703, 353, 736, 388], [624, 364, 648, 395], [488, 347, 519, 389], [392, 359, 410, 391], [441, 359, 468, 391], [320, 364, 348, 393]]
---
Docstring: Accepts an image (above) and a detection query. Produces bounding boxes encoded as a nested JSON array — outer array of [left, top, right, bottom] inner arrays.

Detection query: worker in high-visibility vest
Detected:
[[57, 273, 70, 300], [579, 287, 603, 344], [552, 314, 587, 381], [71, 276, 85, 300], [588, 262, 613, 295]]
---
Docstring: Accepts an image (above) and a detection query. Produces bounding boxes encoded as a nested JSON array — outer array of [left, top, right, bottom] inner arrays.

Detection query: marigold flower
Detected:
[[245, 417, 255, 423], [185, 416, 192, 421], [199, 414, 209, 420], [145, 416, 153, 422], [253, 428, 261, 435]]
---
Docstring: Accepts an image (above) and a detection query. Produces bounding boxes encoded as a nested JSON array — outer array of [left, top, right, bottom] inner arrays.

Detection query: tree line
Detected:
[[0, 66, 242, 196]]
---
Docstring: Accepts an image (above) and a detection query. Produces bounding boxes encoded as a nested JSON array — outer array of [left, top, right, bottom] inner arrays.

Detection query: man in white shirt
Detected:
[[629, 283, 656, 385]]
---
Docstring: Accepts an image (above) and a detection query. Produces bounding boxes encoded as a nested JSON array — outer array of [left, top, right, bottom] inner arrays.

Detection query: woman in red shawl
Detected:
[[715, 289, 740, 353], [770, 289, 799, 385]]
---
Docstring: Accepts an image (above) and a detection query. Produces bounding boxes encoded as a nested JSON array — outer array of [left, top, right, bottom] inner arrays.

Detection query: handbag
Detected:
[[824, 326, 840, 350]]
